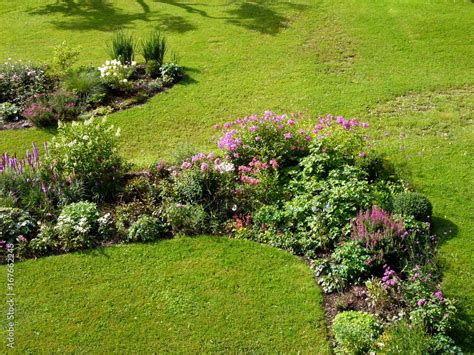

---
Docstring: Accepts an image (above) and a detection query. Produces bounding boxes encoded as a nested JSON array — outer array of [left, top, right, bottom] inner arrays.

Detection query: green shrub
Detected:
[[0, 207, 35, 243], [164, 203, 206, 235], [107, 31, 135, 64], [380, 320, 431, 354], [63, 70, 106, 102], [127, 215, 166, 242], [332, 311, 380, 354], [0, 102, 20, 123], [142, 31, 167, 65], [47, 117, 128, 200], [55, 201, 100, 251], [145, 60, 161, 78], [50, 41, 82, 77], [393, 192, 433, 222], [29, 223, 58, 257]]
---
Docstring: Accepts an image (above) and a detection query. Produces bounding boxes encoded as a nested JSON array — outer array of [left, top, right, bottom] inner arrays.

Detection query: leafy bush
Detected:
[[50, 41, 82, 77], [160, 62, 184, 85], [0, 59, 51, 109], [164, 203, 207, 235], [0, 102, 20, 123], [98, 59, 136, 91], [379, 320, 431, 354], [393, 191, 433, 222], [127, 215, 166, 242], [0, 207, 35, 243], [55, 201, 100, 251], [332, 311, 380, 354], [142, 31, 167, 66], [47, 117, 128, 200], [63, 70, 106, 102], [107, 31, 135, 64]]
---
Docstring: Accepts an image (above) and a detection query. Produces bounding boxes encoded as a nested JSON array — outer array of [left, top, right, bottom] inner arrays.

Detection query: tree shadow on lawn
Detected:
[[154, 0, 310, 35], [432, 216, 474, 351], [28, 0, 196, 33]]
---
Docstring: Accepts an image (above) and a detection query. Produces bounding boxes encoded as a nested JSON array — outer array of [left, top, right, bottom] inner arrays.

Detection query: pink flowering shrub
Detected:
[[23, 93, 82, 127], [215, 112, 369, 169]]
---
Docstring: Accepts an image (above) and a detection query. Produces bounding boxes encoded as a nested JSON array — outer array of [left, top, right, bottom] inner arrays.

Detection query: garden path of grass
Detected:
[[0, 0, 473, 350]]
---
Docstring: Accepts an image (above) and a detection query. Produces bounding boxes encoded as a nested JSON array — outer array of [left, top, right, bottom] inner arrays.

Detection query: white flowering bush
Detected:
[[55, 201, 99, 251], [47, 117, 129, 200], [98, 59, 136, 90]]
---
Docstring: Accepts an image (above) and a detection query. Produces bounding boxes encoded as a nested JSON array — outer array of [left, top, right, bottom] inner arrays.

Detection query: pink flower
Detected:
[[434, 291, 444, 301], [181, 161, 192, 169], [200, 162, 209, 171], [255, 136, 261, 142], [417, 299, 426, 306], [284, 132, 292, 139], [269, 159, 279, 169], [359, 152, 366, 158], [361, 122, 369, 128], [287, 119, 295, 125], [224, 122, 232, 129]]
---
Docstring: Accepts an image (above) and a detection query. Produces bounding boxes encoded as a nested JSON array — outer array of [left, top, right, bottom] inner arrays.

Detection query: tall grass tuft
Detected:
[[108, 31, 135, 64], [142, 31, 167, 65]]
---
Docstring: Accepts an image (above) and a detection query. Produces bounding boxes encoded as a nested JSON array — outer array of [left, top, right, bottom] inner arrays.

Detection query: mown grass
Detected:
[[0, 0, 473, 351], [1, 237, 330, 353]]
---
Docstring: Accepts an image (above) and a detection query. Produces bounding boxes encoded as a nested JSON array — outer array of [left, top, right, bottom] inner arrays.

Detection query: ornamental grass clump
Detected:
[[107, 30, 135, 64]]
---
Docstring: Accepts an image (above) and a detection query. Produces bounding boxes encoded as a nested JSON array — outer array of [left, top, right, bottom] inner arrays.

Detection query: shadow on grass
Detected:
[[29, 0, 310, 35], [432, 216, 473, 351], [29, 0, 196, 33]]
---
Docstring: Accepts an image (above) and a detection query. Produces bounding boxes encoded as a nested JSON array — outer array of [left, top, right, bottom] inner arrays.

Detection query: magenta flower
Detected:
[[284, 132, 292, 139], [287, 119, 295, 125], [417, 299, 426, 306], [359, 152, 366, 158], [224, 122, 232, 129], [434, 291, 444, 301], [361, 122, 369, 128], [200, 162, 209, 171]]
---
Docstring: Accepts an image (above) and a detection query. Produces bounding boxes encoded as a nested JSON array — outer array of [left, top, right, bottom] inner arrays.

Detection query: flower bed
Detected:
[[0, 33, 184, 130], [0, 111, 462, 353]]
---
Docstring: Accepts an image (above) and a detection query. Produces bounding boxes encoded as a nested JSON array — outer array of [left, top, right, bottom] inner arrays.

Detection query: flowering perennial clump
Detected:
[[351, 206, 405, 249], [98, 59, 136, 90]]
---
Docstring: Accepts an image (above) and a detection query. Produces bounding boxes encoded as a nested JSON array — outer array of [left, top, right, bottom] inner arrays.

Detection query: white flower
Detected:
[[215, 162, 234, 173], [82, 135, 89, 141], [131, 61, 137, 66], [106, 60, 110, 65]]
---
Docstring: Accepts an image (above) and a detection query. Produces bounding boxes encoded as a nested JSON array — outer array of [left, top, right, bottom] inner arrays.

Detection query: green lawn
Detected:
[[0, 0, 473, 351], [1, 237, 330, 353]]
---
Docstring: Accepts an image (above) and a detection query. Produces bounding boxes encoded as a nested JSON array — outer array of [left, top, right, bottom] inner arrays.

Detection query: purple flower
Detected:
[[361, 122, 369, 128], [359, 152, 366, 158], [287, 119, 295, 125], [417, 299, 426, 306], [434, 291, 444, 301], [181, 161, 192, 169], [200, 162, 209, 171], [223, 122, 232, 129], [284, 132, 292, 139]]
